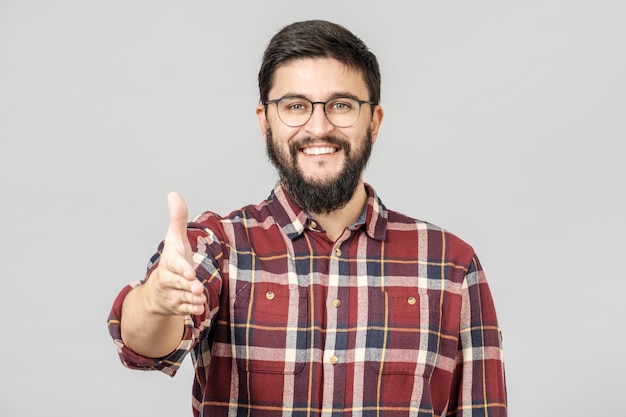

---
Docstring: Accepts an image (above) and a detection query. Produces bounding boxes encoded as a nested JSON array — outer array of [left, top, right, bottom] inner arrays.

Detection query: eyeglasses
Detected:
[[263, 96, 376, 128]]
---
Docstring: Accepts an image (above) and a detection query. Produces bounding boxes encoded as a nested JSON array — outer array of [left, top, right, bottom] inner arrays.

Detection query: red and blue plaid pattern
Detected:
[[108, 183, 507, 416]]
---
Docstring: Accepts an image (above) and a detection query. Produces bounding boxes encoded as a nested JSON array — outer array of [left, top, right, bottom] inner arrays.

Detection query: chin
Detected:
[[302, 171, 342, 185], [299, 163, 344, 181]]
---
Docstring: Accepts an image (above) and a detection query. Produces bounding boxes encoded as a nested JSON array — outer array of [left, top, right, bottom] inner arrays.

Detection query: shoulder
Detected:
[[366, 184, 477, 260], [385, 207, 477, 262], [188, 197, 277, 237]]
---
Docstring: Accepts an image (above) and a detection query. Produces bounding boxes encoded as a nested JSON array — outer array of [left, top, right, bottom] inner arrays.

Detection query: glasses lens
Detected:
[[325, 98, 360, 127], [276, 98, 312, 127]]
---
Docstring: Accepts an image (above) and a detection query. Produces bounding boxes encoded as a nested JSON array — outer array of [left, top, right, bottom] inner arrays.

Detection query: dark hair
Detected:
[[258, 20, 381, 104]]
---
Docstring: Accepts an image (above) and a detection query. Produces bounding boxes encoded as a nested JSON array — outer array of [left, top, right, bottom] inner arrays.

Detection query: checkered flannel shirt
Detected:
[[108, 183, 507, 416]]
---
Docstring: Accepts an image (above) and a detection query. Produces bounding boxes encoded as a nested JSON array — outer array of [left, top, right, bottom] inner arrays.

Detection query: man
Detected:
[[108, 20, 507, 417]]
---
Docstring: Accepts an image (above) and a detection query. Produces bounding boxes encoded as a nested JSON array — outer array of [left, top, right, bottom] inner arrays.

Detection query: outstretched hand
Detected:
[[144, 192, 206, 316]]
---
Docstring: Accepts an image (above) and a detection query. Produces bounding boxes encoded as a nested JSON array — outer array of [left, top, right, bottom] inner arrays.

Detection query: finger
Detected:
[[157, 266, 202, 294], [162, 252, 196, 281], [184, 302, 205, 316], [173, 302, 205, 316], [163, 191, 194, 279], [163, 289, 206, 315], [166, 191, 190, 243]]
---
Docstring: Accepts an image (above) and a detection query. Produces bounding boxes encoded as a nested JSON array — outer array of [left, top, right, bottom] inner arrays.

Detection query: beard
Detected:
[[265, 128, 373, 214]]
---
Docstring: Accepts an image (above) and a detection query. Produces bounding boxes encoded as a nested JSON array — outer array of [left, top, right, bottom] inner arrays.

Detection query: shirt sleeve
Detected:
[[448, 255, 507, 416], [106, 221, 224, 377], [106, 281, 199, 376]]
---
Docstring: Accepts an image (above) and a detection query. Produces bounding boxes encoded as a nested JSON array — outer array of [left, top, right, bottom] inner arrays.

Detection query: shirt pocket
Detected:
[[232, 282, 309, 374], [365, 287, 438, 377]]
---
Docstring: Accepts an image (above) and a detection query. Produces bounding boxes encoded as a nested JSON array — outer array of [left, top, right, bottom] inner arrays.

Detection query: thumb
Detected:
[[161, 192, 195, 282], [166, 191, 190, 243]]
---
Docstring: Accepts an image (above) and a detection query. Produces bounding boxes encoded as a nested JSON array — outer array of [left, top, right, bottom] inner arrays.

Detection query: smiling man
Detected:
[[261, 57, 382, 240], [108, 20, 507, 417]]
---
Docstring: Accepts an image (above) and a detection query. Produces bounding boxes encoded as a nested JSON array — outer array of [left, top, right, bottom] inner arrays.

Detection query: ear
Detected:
[[368, 105, 384, 144], [256, 104, 269, 139]]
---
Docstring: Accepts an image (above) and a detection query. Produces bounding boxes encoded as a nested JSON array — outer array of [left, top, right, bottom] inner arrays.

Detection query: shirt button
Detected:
[[309, 220, 317, 229], [334, 248, 342, 257], [407, 296, 417, 305], [332, 298, 341, 308], [265, 291, 275, 300], [329, 355, 339, 365]]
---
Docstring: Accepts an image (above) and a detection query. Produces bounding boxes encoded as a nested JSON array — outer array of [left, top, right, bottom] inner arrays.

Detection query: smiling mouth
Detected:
[[301, 146, 339, 156]]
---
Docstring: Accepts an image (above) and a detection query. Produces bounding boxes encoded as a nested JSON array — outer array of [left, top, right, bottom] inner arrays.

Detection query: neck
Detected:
[[310, 181, 367, 242]]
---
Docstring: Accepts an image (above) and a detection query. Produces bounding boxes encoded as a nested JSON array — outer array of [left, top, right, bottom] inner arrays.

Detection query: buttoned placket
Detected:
[[321, 227, 353, 411]]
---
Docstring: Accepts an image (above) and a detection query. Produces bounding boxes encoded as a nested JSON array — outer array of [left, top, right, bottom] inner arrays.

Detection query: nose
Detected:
[[304, 102, 335, 137]]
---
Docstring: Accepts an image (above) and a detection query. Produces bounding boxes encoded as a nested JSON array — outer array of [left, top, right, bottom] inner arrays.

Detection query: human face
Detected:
[[256, 58, 384, 210]]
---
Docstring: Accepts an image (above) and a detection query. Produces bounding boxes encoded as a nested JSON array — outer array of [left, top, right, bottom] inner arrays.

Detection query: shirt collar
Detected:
[[267, 182, 388, 241]]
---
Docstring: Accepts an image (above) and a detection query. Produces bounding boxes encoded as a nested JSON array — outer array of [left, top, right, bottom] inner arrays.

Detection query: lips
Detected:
[[291, 137, 347, 159], [301, 146, 339, 156]]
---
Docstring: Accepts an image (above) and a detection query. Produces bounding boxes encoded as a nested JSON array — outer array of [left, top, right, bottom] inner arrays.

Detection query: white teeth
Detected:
[[302, 147, 337, 155]]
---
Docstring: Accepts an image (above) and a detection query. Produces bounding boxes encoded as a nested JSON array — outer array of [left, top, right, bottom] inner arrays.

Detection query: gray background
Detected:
[[1, 1, 624, 415]]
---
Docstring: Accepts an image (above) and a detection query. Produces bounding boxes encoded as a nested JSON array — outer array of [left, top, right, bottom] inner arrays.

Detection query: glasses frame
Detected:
[[263, 96, 377, 128]]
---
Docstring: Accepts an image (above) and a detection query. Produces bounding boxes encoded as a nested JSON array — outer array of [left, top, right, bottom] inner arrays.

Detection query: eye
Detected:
[[328, 99, 355, 112], [289, 103, 307, 111], [280, 98, 310, 113]]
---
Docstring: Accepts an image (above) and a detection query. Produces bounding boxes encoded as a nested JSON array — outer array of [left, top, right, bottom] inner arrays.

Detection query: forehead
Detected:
[[269, 57, 369, 99]]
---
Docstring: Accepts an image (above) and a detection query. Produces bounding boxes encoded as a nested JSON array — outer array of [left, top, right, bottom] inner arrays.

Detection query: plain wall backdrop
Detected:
[[1, 1, 624, 415]]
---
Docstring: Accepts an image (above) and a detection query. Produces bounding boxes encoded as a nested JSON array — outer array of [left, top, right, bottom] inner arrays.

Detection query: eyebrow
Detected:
[[278, 91, 362, 101]]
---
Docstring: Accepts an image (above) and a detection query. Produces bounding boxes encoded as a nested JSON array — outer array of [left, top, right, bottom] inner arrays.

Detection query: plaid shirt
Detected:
[[108, 183, 507, 416]]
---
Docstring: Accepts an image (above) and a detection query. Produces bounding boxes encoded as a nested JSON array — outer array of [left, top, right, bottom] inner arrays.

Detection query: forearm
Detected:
[[120, 280, 185, 359]]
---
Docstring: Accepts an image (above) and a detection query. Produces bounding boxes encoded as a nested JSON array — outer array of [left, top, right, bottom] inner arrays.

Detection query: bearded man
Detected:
[[108, 19, 507, 417]]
